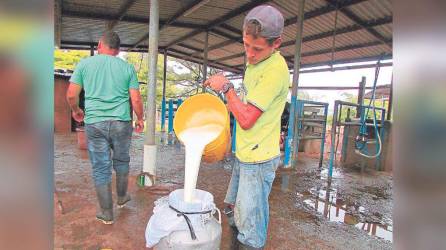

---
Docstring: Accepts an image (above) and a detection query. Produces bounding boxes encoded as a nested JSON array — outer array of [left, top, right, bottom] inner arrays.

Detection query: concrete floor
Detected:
[[54, 132, 393, 249]]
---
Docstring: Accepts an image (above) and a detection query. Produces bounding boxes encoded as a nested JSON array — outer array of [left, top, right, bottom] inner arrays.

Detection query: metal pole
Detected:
[[162, 50, 167, 100], [319, 104, 329, 168], [168, 99, 174, 134], [202, 31, 209, 93], [161, 50, 167, 131], [90, 45, 94, 56], [387, 74, 393, 120], [294, 101, 304, 165], [328, 101, 339, 178], [143, 0, 159, 186], [54, 0, 62, 48], [356, 76, 366, 118], [288, 0, 306, 168]]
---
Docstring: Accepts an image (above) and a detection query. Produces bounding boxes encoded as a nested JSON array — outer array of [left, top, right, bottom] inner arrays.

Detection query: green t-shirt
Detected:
[[70, 54, 139, 124], [235, 51, 290, 163]]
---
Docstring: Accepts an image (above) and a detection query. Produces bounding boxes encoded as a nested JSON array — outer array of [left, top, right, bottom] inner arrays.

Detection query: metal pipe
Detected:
[[145, 0, 159, 145], [202, 31, 209, 93], [287, 0, 305, 168], [168, 99, 174, 134], [161, 99, 166, 131], [328, 100, 339, 178], [387, 74, 393, 120], [319, 104, 329, 168], [143, 0, 159, 186], [356, 76, 366, 118], [55, 0, 62, 48], [376, 108, 386, 170], [294, 101, 304, 165], [161, 50, 167, 131], [162, 50, 167, 98]]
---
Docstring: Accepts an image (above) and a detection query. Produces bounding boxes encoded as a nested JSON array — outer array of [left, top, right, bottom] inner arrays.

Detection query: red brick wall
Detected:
[[54, 76, 72, 133]]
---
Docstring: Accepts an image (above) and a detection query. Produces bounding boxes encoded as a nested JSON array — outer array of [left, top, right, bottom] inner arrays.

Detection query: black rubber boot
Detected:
[[237, 242, 263, 250], [116, 173, 131, 208], [95, 184, 114, 224], [230, 226, 240, 250]]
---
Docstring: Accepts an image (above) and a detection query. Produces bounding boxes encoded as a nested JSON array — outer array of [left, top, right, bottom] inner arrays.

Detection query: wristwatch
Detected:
[[221, 81, 234, 94]]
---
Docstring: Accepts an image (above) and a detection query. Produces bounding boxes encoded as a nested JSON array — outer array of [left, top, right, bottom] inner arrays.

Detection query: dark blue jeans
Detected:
[[85, 120, 133, 186]]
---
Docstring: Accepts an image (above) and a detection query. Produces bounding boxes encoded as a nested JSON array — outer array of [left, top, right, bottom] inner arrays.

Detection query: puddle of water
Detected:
[[300, 187, 393, 242], [320, 168, 342, 179]]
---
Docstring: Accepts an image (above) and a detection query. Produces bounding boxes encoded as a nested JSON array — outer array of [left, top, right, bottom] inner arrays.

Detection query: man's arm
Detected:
[[66, 83, 84, 122], [204, 73, 262, 130], [225, 89, 262, 130], [129, 89, 144, 133]]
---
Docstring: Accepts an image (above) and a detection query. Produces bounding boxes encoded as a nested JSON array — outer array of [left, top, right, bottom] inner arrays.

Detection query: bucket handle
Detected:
[[214, 207, 222, 224]]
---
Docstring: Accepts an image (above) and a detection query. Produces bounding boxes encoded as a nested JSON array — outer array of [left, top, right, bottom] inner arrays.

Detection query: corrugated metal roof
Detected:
[[59, 0, 393, 74], [348, 0, 392, 20]]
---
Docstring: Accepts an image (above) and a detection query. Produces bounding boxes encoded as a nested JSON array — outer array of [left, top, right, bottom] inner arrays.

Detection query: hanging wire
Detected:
[[330, 1, 339, 71]]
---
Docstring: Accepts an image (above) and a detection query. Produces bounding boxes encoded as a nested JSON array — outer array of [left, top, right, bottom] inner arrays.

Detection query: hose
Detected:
[[355, 54, 385, 159]]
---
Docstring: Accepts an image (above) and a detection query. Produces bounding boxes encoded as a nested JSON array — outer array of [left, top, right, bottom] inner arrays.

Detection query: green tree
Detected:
[[124, 52, 206, 106], [54, 49, 89, 70]]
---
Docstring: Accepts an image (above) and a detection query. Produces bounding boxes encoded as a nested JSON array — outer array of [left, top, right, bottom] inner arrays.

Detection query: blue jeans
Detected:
[[224, 157, 280, 248], [85, 120, 133, 187]]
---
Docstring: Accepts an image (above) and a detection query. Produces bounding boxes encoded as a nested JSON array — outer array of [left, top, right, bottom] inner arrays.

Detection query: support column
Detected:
[[143, 0, 159, 186], [356, 76, 366, 118], [54, 0, 62, 48], [161, 50, 167, 131], [287, 0, 305, 168], [202, 31, 209, 93], [387, 74, 393, 120]]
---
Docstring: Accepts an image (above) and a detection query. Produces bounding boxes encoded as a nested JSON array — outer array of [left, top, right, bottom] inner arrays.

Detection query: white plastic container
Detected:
[[155, 218, 221, 250], [146, 189, 222, 250]]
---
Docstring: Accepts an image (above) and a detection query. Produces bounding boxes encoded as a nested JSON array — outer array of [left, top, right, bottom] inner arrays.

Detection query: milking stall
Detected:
[[54, 0, 393, 249]]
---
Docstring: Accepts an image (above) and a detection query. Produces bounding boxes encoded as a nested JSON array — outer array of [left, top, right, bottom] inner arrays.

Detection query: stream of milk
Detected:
[[178, 124, 223, 203]]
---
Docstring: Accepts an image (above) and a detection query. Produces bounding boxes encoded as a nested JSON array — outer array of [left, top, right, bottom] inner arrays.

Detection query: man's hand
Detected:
[[203, 73, 229, 92], [135, 119, 144, 133], [72, 109, 84, 122]]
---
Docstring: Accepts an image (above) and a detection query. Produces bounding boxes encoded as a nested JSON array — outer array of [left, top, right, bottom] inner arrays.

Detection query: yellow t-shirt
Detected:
[[235, 51, 290, 163]]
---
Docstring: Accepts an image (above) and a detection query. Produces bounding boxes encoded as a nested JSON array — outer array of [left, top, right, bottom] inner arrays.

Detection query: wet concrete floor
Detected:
[[54, 132, 392, 249]]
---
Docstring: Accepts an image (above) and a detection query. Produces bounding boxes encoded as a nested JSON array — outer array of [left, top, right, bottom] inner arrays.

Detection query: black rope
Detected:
[[169, 205, 213, 240]]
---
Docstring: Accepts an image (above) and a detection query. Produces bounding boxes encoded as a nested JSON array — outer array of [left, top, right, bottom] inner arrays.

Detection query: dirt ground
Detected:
[[54, 132, 393, 249]]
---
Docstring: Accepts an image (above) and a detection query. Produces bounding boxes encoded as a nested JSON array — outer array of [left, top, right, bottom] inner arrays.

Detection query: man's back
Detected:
[[70, 54, 139, 124]]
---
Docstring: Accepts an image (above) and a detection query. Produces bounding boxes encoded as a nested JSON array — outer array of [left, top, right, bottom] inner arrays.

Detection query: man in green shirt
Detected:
[[66, 31, 144, 224], [205, 5, 289, 249]]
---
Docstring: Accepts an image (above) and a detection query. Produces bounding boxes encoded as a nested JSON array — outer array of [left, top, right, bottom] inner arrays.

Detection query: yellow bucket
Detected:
[[173, 93, 230, 163]]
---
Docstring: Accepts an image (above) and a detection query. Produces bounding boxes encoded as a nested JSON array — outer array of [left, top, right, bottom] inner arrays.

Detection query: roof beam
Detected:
[[232, 43, 392, 68], [163, 0, 209, 28], [173, 43, 245, 73], [324, 0, 391, 48], [187, 0, 369, 61], [215, 16, 391, 62], [61, 40, 144, 49], [299, 54, 392, 68], [60, 40, 242, 73], [295, 40, 390, 58], [62, 9, 206, 29], [281, 16, 392, 47], [162, 0, 271, 48], [167, 48, 242, 74], [107, 0, 138, 29], [131, 0, 211, 50], [298, 62, 392, 74]]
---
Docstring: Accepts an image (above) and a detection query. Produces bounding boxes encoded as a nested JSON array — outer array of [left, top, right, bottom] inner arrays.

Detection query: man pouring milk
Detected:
[[204, 5, 289, 250]]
